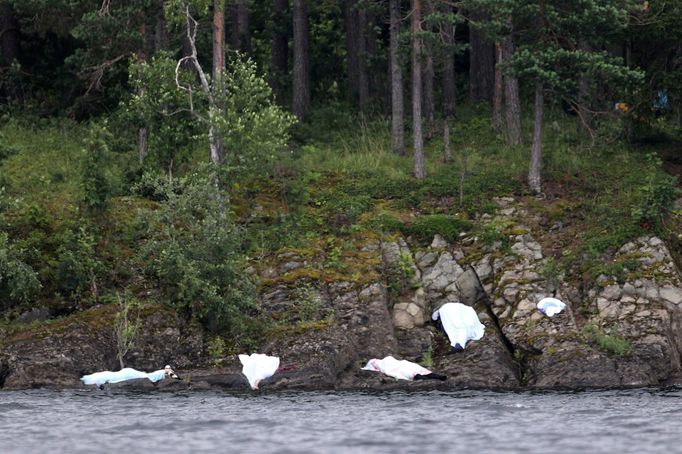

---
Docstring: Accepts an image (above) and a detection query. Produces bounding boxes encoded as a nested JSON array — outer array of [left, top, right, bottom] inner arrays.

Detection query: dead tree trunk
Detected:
[[502, 32, 522, 145]]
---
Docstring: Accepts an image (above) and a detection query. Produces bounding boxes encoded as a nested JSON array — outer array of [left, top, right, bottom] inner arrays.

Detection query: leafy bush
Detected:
[[631, 153, 680, 229], [81, 124, 115, 212], [0, 232, 41, 312], [139, 166, 258, 338], [402, 215, 472, 245], [582, 323, 631, 356], [55, 225, 101, 298]]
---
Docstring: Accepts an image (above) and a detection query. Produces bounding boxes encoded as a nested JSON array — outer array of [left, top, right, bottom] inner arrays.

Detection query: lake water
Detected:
[[1, 388, 681, 453]]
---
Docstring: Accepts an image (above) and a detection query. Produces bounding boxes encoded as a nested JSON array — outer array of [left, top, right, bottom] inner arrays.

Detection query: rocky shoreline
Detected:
[[2, 197, 682, 392]]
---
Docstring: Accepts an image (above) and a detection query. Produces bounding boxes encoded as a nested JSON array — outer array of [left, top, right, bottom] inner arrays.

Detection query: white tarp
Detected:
[[362, 356, 432, 381], [431, 302, 485, 349], [239, 353, 280, 390], [537, 297, 566, 317]]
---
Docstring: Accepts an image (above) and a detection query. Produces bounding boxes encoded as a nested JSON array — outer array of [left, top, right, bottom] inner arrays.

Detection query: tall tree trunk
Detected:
[[443, 123, 451, 163], [211, 0, 226, 163], [0, 0, 21, 101], [502, 33, 522, 145], [230, 0, 251, 53], [422, 0, 434, 137], [357, 7, 369, 111], [292, 0, 310, 121], [389, 0, 405, 155], [492, 41, 503, 131], [576, 39, 593, 135], [137, 23, 149, 163], [213, 0, 226, 83], [529, 82, 543, 194], [270, 0, 288, 102], [468, 10, 494, 103], [423, 53, 435, 138], [154, 0, 169, 51], [344, 0, 359, 105], [442, 4, 456, 119], [412, 0, 425, 179]]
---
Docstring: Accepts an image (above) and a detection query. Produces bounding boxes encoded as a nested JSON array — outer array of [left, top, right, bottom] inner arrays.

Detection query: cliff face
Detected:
[[1, 197, 681, 391]]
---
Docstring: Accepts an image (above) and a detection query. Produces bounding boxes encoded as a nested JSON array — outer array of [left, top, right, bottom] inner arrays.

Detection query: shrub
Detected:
[[582, 323, 631, 356], [55, 225, 101, 298], [138, 166, 259, 339], [0, 232, 41, 312], [402, 215, 472, 245], [631, 153, 680, 230]]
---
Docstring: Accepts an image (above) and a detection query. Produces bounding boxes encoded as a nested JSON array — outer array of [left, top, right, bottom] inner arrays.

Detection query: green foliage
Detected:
[[127, 53, 200, 169], [212, 58, 296, 174], [0, 132, 19, 161], [207, 335, 226, 368], [55, 225, 101, 298], [0, 232, 41, 312], [384, 251, 416, 298], [138, 166, 258, 337], [582, 323, 631, 356], [631, 154, 680, 229], [111, 291, 141, 368], [81, 124, 115, 212], [402, 215, 471, 245]]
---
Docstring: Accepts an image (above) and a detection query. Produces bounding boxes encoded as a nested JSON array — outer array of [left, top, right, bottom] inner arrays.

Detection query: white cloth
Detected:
[[362, 356, 432, 381], [432, 302, 485, 349], [537, 297, 566, 317], [239, 353, 280, 390], [81, 368, 166, 387]]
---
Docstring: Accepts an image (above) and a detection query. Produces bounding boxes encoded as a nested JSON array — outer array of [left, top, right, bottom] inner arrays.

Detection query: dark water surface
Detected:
[[1, 388, 681, 453]]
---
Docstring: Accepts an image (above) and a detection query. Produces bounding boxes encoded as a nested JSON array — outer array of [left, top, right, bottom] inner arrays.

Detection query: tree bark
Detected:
[[213, 0, 226, 84], [357, 6, 369, 111], [230, 0, 251, 53], [492, 41, 503, 131], [423, 51, 435, 138], [443, 123, 451, 163], [468, 10, 494, 103], [576, 39, 594, 135], [529, 82, 543, 194], [344, 0, 359, 105], [0, 0, 20, 101], [292, 0, 310, 121], [270, 0, 288, 102], [211, 0, 226, 162], [389, 0, 405, 155], [502, 33, 522, 145], [412, 0, 425, 179], [137, 23, 149, 163], [154, 0, 169, 52], [442, 4, 456, 119]]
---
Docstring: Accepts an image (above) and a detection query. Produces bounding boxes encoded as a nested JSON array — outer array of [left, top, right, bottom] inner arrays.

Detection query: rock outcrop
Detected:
[[1, 197, 681, 392]]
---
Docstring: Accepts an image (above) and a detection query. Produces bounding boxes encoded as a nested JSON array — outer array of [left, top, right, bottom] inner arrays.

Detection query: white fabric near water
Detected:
[[432, 302, 485, 349], [362, 356, 432, 381], [239, 353, 280, 390], [537, 297, 566, 317], [81, 368, 167, 387]]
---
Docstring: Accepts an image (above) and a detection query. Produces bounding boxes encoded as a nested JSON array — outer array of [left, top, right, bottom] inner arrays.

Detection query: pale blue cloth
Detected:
[[537, 297, 566, 317], [81, 368, 167, 387]]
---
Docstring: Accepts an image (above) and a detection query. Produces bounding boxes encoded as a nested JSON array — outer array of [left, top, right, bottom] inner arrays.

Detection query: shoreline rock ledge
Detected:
[[2, 198, 682, 392]]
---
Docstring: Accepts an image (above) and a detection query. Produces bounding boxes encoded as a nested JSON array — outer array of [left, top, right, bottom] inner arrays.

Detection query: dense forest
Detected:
[[0, 0, 681, 352]]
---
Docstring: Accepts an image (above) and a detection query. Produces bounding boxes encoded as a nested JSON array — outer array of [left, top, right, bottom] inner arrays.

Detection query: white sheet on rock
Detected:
[[431, 302, 485, 349], [239, 353, 280, 390], [537, 297, 566, 317], [362, 356, 432, 381], [81, 368, 166, 387]]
